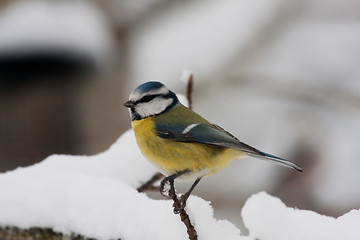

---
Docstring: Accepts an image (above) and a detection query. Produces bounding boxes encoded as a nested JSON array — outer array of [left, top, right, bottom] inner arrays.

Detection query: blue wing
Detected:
[[156, 123, 302, 172]]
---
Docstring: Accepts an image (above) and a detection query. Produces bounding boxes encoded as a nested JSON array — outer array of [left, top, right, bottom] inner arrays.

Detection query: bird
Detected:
[[124, 81, 302, 211]]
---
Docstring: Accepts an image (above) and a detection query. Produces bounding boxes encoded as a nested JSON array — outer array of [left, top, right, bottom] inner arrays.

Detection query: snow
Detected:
[[242, 192, 360, 240], [0, 129, 243, 240], [0, 128, 359, 239], [9, 129, 158, 189]]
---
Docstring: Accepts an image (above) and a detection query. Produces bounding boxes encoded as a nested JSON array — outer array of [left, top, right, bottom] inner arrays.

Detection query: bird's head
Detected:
[[124, 81, 179, 120]]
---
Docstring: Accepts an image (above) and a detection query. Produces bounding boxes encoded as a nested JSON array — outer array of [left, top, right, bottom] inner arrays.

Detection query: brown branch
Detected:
[[169, 181, 198, 240], [137, 173, 163, 192], [186, 74, 194, 110]]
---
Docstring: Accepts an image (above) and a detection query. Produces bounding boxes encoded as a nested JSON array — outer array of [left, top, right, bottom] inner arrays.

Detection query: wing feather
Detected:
[[155, 122, 302, 172]]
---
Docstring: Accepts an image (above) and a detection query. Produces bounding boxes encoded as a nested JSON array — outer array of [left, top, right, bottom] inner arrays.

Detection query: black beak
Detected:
[[124, 100, 136, 108]]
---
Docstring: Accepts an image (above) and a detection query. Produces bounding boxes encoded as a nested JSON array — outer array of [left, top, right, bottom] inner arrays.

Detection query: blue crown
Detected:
[[134, 81, 165, 94]]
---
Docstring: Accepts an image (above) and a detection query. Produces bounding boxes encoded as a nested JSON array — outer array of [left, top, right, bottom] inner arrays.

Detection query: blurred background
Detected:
[[0, 0, 360, 230]]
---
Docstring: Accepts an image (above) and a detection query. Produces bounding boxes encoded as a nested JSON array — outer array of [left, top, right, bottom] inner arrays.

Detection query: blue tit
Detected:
[[124, 81, 302, 210]]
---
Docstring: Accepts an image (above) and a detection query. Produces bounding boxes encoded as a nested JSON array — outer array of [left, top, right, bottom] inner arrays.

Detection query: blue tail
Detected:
[[246, 150, 302, 172]]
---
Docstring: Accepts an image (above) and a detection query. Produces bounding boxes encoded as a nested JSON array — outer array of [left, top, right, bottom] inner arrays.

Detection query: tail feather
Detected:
[[246, 150, 303, 172]]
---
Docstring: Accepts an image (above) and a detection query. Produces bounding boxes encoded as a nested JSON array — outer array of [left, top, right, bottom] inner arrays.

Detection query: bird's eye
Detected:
[[140, 94, 159, 103]]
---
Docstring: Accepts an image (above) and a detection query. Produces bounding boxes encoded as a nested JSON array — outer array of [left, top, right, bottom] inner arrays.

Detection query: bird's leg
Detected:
[[177, 177, 202, 211], [160, 170, 189, 199], [160, 177, 176, 199]]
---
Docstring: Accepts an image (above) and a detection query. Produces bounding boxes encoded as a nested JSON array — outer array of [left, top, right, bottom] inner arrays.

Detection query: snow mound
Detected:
[[242, 192, 360, 240], [0, 129, 359, 239], [0, 129, 243, 240]]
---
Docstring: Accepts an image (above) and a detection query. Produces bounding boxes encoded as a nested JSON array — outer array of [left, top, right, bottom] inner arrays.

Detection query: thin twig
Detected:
[[137, 173, 163, 192], [186, 74, 194, 110], [169, 180, 198, 240]]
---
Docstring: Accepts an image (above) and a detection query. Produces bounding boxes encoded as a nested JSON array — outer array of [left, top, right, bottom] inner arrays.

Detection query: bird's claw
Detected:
[[172, 194, 187, 214]]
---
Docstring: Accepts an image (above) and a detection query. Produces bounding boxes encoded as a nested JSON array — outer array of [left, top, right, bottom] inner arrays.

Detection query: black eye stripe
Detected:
[[138, 94, 161, 103]]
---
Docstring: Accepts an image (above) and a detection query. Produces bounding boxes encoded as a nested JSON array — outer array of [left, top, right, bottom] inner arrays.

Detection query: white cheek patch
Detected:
[[136, 97, 173, 118]]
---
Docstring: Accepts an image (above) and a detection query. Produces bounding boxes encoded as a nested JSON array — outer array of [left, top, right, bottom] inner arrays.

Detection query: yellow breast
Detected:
[[131, 116, 242, 178]]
